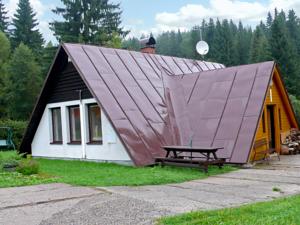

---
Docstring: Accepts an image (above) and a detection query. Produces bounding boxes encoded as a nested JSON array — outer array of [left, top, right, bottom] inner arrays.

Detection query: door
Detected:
[[267, 105, 276, 150]]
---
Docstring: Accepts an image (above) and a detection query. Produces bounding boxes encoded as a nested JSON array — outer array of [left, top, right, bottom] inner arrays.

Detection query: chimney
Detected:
[[140, 37, 156, 54]]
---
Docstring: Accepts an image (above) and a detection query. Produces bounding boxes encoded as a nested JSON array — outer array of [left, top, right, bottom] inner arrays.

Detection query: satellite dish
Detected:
[[196, 40, 209, 56]]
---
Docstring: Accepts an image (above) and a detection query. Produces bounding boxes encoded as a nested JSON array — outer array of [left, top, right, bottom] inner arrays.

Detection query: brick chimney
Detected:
[[140, 37, 156, 54]]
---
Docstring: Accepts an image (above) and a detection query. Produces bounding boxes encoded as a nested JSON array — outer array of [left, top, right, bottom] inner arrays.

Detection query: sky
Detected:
[[3, 0, 300, 43]]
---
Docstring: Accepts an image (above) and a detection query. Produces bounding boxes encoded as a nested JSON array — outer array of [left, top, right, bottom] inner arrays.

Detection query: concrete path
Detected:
[[1, 155, 300, 225]]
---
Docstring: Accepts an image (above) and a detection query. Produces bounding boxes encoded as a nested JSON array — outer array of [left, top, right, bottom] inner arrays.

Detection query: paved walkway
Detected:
[[1, 155, 300, 225]]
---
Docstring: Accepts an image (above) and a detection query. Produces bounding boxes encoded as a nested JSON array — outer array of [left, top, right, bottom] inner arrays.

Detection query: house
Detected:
[[19, 42, 298, 166]]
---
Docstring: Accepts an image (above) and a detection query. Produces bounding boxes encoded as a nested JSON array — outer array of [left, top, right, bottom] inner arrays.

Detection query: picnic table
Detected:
[[155, 145, 226, 173]]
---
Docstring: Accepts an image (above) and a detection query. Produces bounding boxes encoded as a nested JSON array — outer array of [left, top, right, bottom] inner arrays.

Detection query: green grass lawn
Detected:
[[0, 172, 58, 188], [158, 195, 300, 225], [0, 151, 235, 188]]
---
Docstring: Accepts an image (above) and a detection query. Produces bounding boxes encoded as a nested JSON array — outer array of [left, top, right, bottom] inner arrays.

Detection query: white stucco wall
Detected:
[[31, 99, 132, 163]]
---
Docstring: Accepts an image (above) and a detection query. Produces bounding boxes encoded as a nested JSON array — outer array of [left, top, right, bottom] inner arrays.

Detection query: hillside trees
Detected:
[[0, 32, 10, 117], [6, 44, 42, 120], [146, 9, 300, 100], [270, 10, 299, 96], [250, 26, 271, 63]]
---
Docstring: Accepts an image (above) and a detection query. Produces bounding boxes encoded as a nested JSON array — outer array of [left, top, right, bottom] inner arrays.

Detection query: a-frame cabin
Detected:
[[19, 43, 298, 166]]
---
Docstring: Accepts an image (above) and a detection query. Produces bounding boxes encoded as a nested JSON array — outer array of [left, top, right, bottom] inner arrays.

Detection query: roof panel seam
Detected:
[[115, 50, 167, 124], [171, 57, 185, 74], [156, 55, 174, 74], [229, 67, 260, 161], [129, 52, 166, 102], [200, 61, 210, 70], [98, 48, 166, 147], [180, 58, 193, 73], [186, 59, 202, 72], [80, 46, 153, 163], [187, 74, 201, 104], [143, 54, 162, 78], [211, 70, 238, 147]]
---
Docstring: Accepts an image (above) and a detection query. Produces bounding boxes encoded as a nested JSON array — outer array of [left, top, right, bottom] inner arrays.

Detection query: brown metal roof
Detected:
[[20, 43, 277, 165]]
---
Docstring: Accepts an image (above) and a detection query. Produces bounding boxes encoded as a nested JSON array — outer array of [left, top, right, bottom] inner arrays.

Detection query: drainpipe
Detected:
[[78, 90, 86, 159]]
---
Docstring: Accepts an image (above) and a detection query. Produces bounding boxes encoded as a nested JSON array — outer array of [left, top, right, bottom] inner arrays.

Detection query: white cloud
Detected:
[[6, 0, 46, 18], [152, 0, 300, 33]]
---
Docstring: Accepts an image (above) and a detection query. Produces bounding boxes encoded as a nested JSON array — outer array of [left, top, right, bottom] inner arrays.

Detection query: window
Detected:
[[69, 106, 81, 143], [262, 111, 266, 133], [279, 108, 282, 130], [51, 108, 62, 143], [88, 104, 102, 143]]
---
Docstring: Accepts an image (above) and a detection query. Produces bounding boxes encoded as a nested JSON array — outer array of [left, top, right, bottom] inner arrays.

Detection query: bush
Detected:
[[17, 159, 39, 175], [0, 120, 27, 150], [0, 151, 23, 170]]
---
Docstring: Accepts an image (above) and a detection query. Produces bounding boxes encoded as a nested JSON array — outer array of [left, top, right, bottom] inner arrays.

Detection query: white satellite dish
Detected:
[[196, 40, 209, 56]]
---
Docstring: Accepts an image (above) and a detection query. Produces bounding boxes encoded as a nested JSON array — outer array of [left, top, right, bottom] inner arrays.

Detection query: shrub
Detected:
[[2, 161, 19, 171], [17, 159, 39, 175], [0, 120, 27, 150], [0, 151, 23, 170]]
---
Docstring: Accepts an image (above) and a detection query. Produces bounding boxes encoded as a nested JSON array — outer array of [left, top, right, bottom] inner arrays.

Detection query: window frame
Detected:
[[87, 104, 103, 144], [68, 105, 81, 144], [50, 107, 63, 144]]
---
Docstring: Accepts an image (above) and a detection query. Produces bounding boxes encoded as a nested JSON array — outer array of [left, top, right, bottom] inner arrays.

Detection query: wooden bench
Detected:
[[155, 146, 226, 173], [252, 138, 280, 162]]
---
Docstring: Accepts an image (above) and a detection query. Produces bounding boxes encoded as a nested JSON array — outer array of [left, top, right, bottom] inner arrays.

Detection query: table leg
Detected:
[[173, 150, 178, 158], [166, 151, 170, 158], [212, 152, 218, 160], [207, 152, 210, 161]]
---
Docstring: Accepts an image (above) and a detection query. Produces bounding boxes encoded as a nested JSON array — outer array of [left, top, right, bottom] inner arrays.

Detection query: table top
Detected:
[[162, 145, 224, 152]]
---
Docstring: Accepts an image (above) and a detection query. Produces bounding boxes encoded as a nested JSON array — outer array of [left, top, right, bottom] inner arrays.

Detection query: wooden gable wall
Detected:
[[250, 67, 298, 161]]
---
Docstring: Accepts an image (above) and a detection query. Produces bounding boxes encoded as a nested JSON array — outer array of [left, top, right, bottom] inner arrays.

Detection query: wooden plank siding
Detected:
[[48, 62, 93, 103], [249, 68, 298, 161]]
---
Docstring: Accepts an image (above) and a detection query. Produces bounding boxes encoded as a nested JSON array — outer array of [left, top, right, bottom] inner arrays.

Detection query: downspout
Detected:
[[78, 90, 86, 159]]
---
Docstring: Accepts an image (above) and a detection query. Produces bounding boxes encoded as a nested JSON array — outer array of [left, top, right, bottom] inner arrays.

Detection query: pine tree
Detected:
[[0, 32, 10, 117], [0, 31, 10, 66], [270, 14, 299, 96], [169, 31, 179, 56], [250, 26, 271, 63], [0, 0, 8, 34], [41, 41, 58, 77], [210, 19, 223, 62], [156, 32, 172, 55], [205, 18, 216, 61], [190, 26, 201, 59], [122, 37, 140, 51], [6, 43, 42, 120], [104, 32, 122, 49], [286, 10, 300, 55], [234, 21, 251, 65], [176, 29, 183, 56], [11, 0, 44, 53], [259, 21, 267, 35], [266, 12, 273, 29], [212, 19, 235, 66], [274, 8, 279, 19], [51, 0, 128, 45]]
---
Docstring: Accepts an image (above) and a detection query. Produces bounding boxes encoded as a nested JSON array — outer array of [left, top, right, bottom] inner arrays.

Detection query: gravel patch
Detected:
[[40, 193, 171, 225]]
